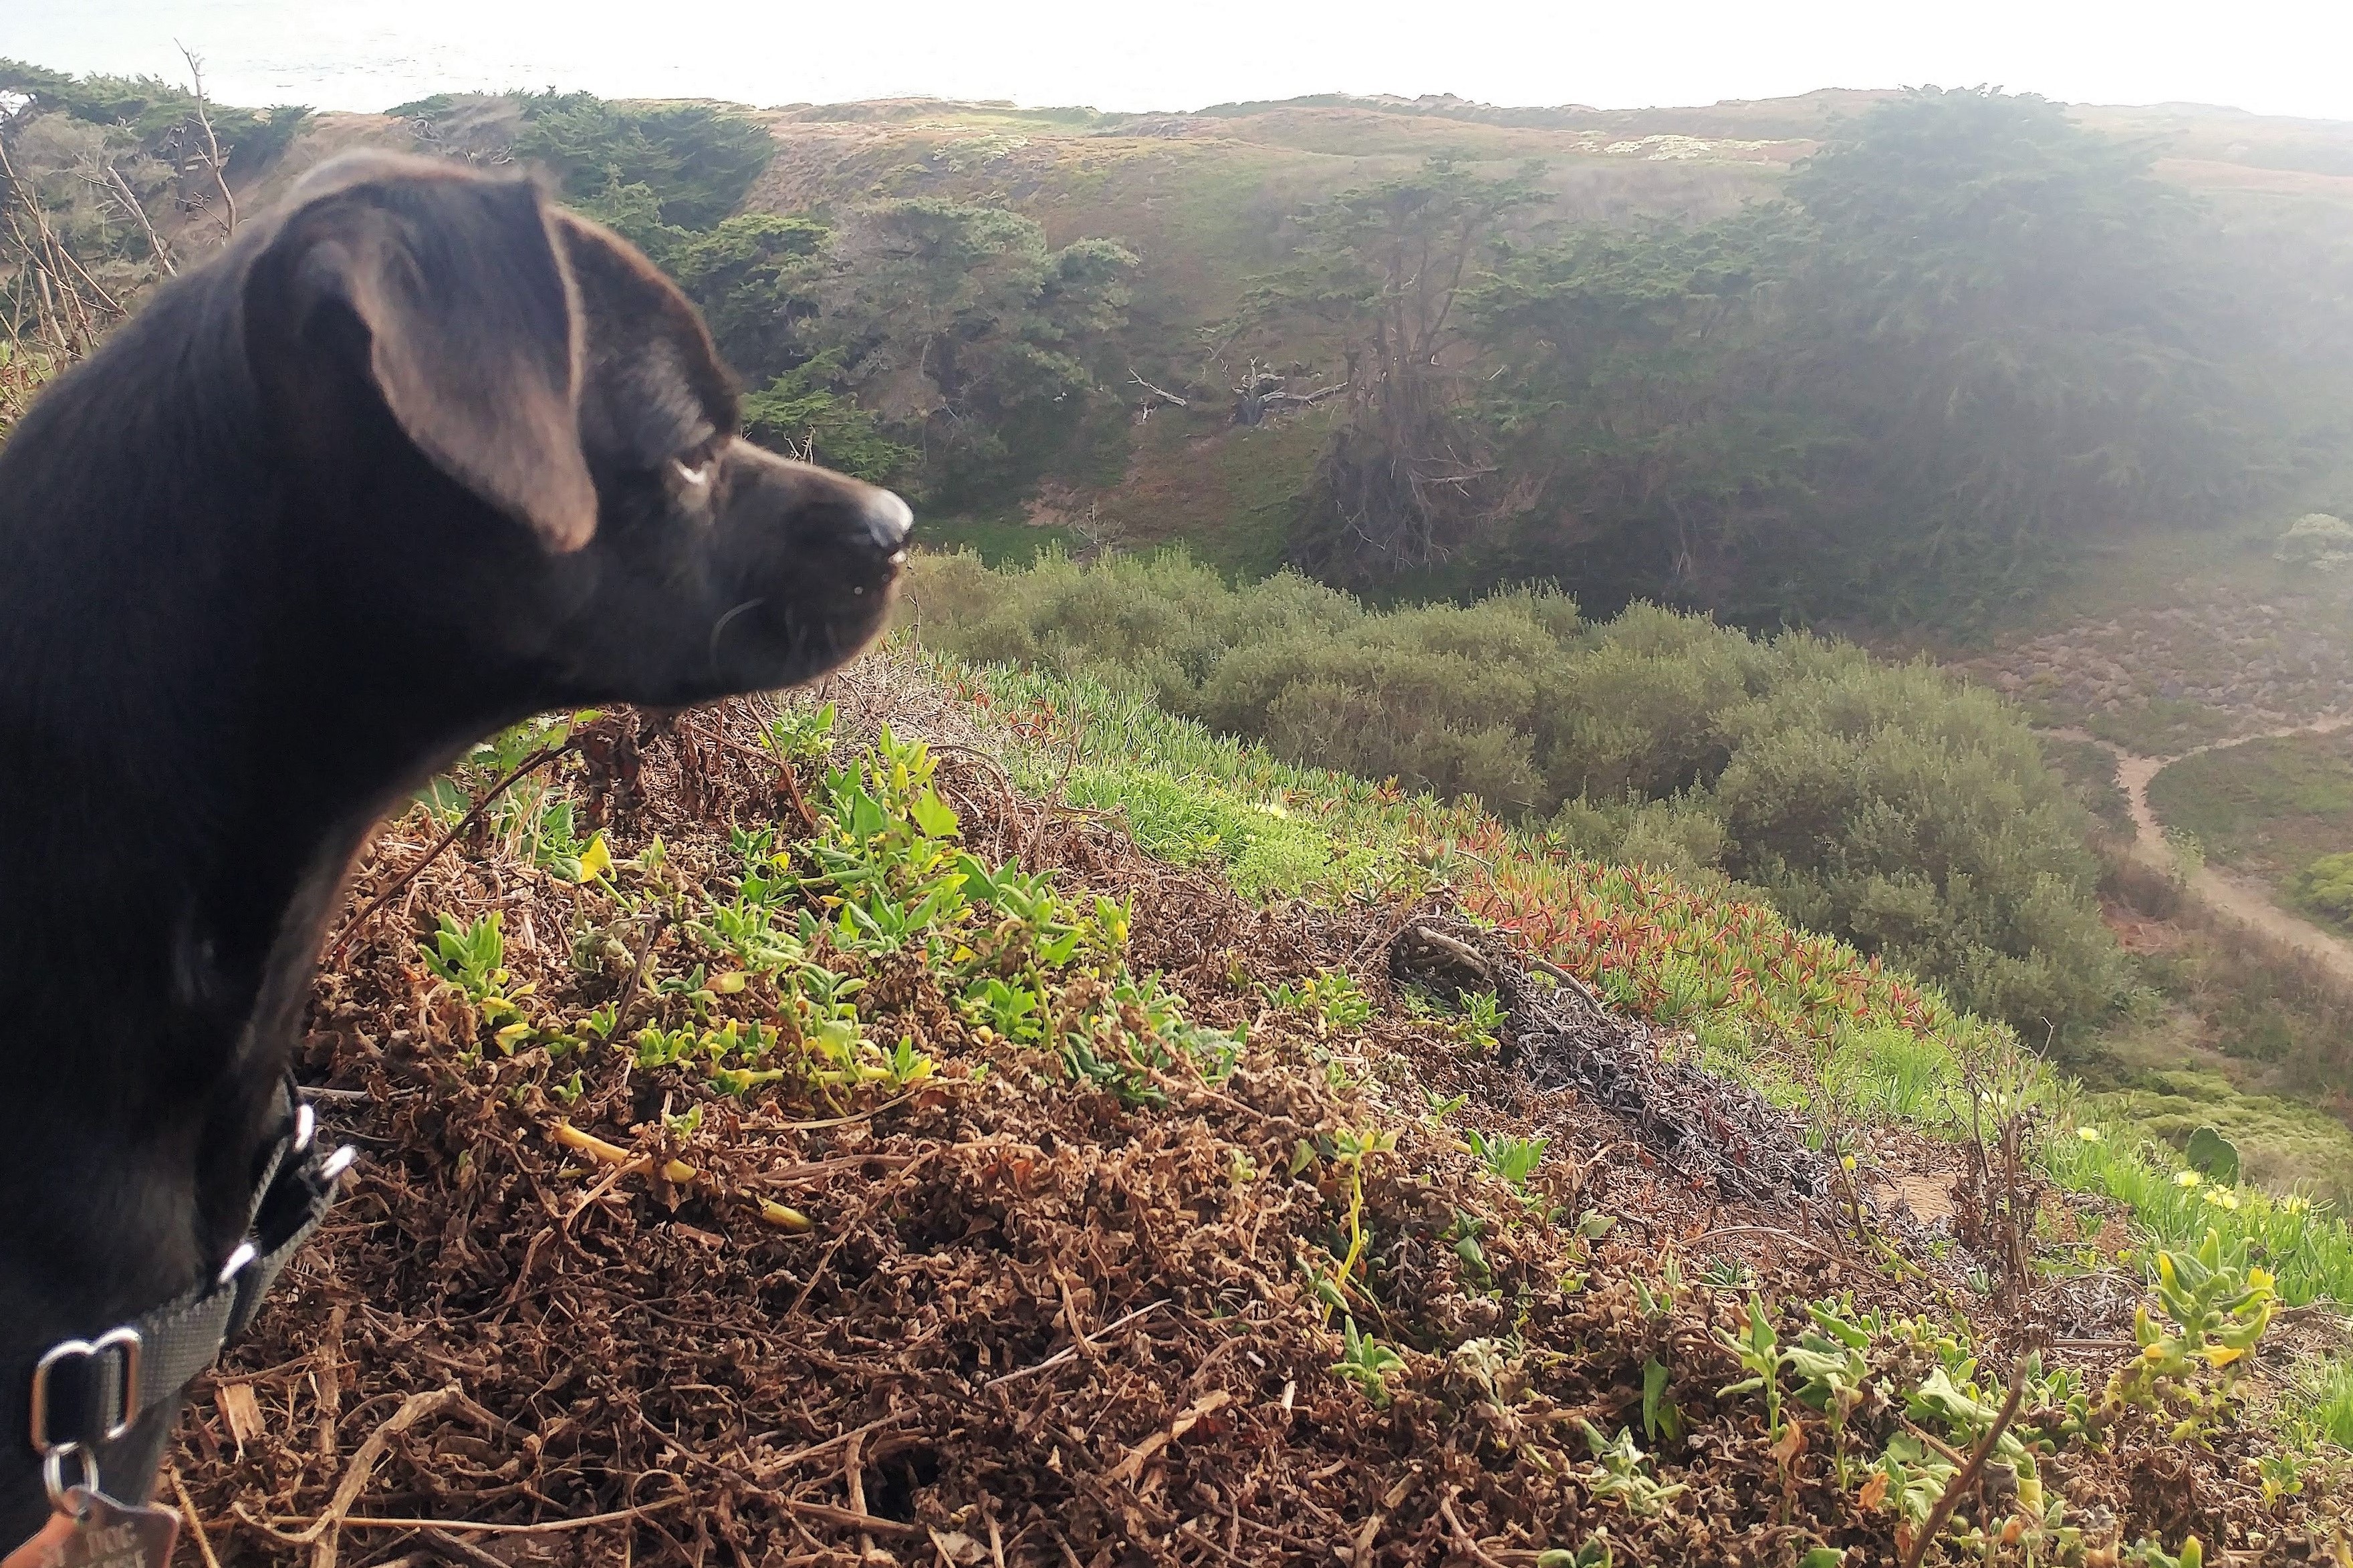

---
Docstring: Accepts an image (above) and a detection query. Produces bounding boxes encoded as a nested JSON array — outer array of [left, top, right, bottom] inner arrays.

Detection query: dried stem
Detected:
[[1901, 1357, 2029, 1568], [176, 45, 238, 233]]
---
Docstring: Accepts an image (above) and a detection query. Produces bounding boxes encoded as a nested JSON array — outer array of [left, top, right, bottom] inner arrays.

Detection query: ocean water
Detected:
[[9, 1, 2353, 125], [3, 0, 1400, 117], [5, 0, 1003, 113]]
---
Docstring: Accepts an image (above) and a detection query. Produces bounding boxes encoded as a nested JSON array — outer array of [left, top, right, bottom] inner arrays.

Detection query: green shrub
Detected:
[[2292, 851, 2353, 926], [2275, 511, 2353, 571], [670, 213, 831, 381], [912, 548, 2130, 1041], [511, 92, 775, 232]]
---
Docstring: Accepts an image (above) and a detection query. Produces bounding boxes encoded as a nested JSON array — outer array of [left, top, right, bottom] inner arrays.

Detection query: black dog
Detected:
[[0, 150, 909, 1545]]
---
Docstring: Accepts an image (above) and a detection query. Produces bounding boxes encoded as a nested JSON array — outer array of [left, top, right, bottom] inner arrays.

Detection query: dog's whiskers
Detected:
[[708, 598, 767, 664]]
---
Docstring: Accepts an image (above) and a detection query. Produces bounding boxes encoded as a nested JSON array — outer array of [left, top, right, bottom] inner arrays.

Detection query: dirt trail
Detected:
[[2052, 717, 2353, 981]]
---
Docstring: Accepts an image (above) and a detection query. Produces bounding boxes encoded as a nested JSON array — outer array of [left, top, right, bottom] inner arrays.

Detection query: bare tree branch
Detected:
[[176, 44, 238, 235], [1126, 368, 1189, 409], [104, 162, 178, 275]]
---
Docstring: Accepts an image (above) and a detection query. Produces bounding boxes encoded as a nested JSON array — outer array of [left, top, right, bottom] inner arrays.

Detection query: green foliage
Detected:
[[1786, 90, 2264, 565], [1465, 1128, 1547, 1190], [1453, 89, 2308, 626], [2048, 1126, 2353, 1309], [741, 354, 917, 483], [1467, 207, 1824, 612], [2126, 1535, 2207, 1568], [511, 91, 775, 233], [2294, 850, 2353, 926], [2037, 735, 2134, 835], [1574, 1421, 1689, 1516], [0, 57, 311, 170], [918, 549, 2127, 1040], [2108, 1227, 2277, 1441], [2115, 927, 2353, 1123], [2183, 1126, 2241, 1186], [1265, 968, 1373, 1033], [805, 199, 1136, 504], [1331, 1317, 1406, 1406], [420, 911, 536, 1058], [2292, 1355, 2353, 1450], [2148, 733, 2353, 862], [669, 213, 831, 381]]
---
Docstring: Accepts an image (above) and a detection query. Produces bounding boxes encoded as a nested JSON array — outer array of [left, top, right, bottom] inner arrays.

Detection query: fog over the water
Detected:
[[7, 0, 2353, 120]]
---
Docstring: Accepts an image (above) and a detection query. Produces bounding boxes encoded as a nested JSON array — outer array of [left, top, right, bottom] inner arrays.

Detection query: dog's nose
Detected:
[[862, 490, 913, 557]]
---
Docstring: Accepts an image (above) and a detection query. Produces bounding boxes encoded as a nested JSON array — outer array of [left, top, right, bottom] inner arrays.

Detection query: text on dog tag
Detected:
[[1, 1490, 179, 1568]]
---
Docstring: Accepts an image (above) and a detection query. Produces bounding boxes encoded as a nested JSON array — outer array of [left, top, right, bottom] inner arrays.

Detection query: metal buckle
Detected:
[[29, 1327, 141, 1454], [291, 1101, 316, 1156], [320, 1146, 356, 1183]]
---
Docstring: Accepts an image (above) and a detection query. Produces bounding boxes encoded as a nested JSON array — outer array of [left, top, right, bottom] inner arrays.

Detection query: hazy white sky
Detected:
[[10, 0, 2353, 122]]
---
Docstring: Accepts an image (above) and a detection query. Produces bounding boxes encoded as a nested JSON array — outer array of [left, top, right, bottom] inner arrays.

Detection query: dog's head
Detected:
[[237, 150, 908, 716]]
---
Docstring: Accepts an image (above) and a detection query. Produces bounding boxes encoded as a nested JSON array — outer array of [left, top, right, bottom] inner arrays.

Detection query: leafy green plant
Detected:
[[923, 539, 2129, 1041], [1534, 1543, 1612, 1568], [767, 700, 840, 764], [1267, 968, 1374, 1033], [1465, 1128, 1546, 1190], [1456, 987, 1507, 1054], [1332, 1317, 1407, 1406], [1640, 1357, 1683, 1445], [2126, 1535, 2206, 1568], [2183, 1126, 2241, 1186], [1447, 1210, 1493, 1287], [1633, 1255, 1683, 1319], [1718, 1295, 1787, 1440], [1421, 1087, 1469, 1123], [1701, 1258, 1751, 1291], [420, 911, 536, 1055], [1326, 1124, 1398, 1307], [1784, 1300, 1875, 1463], [2109, 1227, 2277, 1438], [1575, 1421, 1689, 1517]]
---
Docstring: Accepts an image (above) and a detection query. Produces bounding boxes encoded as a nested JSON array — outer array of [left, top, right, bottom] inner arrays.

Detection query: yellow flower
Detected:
[[2175, 1170, 2203, 1188], [2201, 1188, 2240, 1210], [2204, 1344, 2247, 1368], [2076, 1127, 2103, 1142], [574, 831, 613, 882]]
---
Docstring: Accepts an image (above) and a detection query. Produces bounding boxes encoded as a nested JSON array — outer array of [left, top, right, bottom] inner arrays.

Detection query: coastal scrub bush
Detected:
[[916, 547, 2128, 1041]]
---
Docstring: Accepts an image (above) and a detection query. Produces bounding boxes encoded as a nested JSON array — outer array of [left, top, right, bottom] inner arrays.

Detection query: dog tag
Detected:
[[2, 1490, 179, 1568]]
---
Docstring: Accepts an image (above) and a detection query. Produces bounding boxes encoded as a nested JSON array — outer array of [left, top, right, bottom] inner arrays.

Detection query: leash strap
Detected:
[[24, 1079, 352, 1462]]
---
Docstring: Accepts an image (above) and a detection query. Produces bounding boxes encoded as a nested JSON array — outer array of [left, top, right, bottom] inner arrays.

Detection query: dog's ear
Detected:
[[547, 207, 739, 466], [253, 164, 598, 551]]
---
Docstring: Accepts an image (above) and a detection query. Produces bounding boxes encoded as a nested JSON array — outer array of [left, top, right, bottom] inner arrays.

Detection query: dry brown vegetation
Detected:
[[164, 659, 2346, 1567]]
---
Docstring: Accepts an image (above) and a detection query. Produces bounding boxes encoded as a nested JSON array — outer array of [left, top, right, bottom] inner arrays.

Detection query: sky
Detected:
[[9, 0, 2353, 122]]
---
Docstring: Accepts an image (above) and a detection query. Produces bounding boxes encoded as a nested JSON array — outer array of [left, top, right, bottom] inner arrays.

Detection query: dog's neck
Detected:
[[0, 261, 515, 1367]]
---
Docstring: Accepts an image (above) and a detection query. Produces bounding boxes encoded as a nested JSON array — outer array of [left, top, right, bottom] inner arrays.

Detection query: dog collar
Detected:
[[18, 1077, 352, 1493]]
